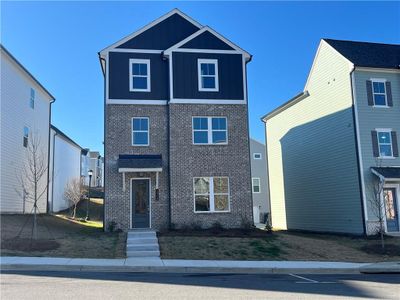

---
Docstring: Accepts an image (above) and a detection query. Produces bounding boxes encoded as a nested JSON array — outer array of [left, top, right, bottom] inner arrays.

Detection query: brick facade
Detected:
[[105, 103, 253, 231]]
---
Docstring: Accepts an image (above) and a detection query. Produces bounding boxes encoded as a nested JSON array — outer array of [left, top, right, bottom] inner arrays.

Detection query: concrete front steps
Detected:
[[126, 229, 160, 258]]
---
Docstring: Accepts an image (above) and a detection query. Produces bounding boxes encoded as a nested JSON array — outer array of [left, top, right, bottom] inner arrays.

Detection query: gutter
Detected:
[[349, 66, 367, 236], [99, 53, 107, 231], [46, 98, 56, 214]]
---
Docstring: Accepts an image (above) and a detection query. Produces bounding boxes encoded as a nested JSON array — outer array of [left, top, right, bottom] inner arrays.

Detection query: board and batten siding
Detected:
[[265, 41, 364, 234], [0, 50, 51, 213], [353, 70, 400, 232]]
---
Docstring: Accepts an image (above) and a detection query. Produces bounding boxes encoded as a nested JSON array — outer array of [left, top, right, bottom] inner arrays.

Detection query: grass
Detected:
[[1, 199, 126, 258], [158, 229, 400, 262]]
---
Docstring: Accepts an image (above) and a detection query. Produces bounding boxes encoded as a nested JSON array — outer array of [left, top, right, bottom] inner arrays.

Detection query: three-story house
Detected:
[[99, 9, 253, 231]]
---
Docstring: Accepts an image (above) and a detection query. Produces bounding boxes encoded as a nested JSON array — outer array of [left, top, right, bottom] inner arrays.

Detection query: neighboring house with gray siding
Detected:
[[99, 9, 253, 231], [262, 39, 400, 235], [250, 138, 269, 224]]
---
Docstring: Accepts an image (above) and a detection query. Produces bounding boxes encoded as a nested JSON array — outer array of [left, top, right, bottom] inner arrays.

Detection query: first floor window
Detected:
[[23, 126, 29, 147], [129, 59, 150, 92], [193, 116, 227, 144], [132, 117, 149, 146], [252, 178, 261, 193], [198, 59, 219, 91], [377, 130, 393, 157], [194, 177, 229, 212]]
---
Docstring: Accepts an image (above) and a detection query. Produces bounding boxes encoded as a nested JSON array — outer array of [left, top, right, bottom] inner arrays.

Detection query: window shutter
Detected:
[[371, 130, 379, 157], [386, 81, 393, 107], [391, 131, 399, 157], [366, 80, 373, 106]]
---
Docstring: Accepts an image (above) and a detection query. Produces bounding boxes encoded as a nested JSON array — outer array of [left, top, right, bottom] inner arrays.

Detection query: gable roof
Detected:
[[324, 39, 400, 69], [99, 9, 202, 54], [1, 45, 55, 101], [180, 30, 235, 50], [163, 26, 251, 61], [51, 125, 82, 149]]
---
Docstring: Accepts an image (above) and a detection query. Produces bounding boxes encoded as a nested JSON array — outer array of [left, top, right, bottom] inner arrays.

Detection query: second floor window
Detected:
[[372, 81, 387, 106], [129, 59, 150, 92], [30, 88, 35, 109], [23, 126, 29, 148], [132, 117, 149, 146], [377, 130, 393, 157], [252, 178, 261, 193], [198, 59, 219, 92], [193, 117, 227, 145]]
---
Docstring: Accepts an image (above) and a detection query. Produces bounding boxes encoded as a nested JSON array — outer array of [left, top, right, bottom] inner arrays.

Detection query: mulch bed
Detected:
[[159, 228, 272, 238], [2, 238, 60, 251]]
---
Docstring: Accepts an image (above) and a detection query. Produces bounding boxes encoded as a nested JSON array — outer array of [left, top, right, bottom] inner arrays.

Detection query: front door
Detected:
[[383, 188, 399, 232], [132, 179, 150, 228]]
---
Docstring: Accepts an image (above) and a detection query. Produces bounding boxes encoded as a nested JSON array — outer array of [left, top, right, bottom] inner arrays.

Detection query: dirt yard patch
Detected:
[[158, 229, 400, 262], [0, 214, 125, 258]]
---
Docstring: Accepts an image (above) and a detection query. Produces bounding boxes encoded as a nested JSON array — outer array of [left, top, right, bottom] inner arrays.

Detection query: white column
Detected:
[[122, 172, 126, 192]]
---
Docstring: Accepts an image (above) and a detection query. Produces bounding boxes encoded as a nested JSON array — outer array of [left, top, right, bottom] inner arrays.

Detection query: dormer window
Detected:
[[198, 59, 219, 92], [129, 59, 150, 92]]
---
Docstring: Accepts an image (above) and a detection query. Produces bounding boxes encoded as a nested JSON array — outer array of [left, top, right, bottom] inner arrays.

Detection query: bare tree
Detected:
[[64, 177, 86, 219], [15, 132, 49, 240], [368, 159, 386, 250]]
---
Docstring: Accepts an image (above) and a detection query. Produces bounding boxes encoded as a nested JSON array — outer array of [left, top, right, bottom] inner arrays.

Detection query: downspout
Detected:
[[99, 52, 106, 231], [262, 120, 273, 227], [350, 67, 367, 236], [50, 130, 57, 213], [46, 98, 55, 214]]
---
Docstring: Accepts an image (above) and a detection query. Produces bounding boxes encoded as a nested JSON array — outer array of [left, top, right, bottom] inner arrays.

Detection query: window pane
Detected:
[[30, 98, 34, 109], [133, 132, 148, 145], [212, 131, 226, 144], [23, 137, 28, 148], [374, 94, 386, 106], [24, 127, 29, 137], [140, 118, 148, 130], [202, 77, 216, 89], [214, 177, 228, 194], [253, 185, 260, 193], [193, 117, 208, 130], [373, 82, 385, 93], [132, 119, 141, 130], [132, 77, 147, 90], [194, 177, 209, 194], [378, 132, 391, 144], [379, 145, 392, 157], [30, 88, 35, 98], [200, 63, 208, 75], [194, 131, 208, 144], [214, 195, 229, 211], [195, 195, 210, 211], [132, 63, 140, 75], [254, 153, 262, 159], [212, 118, 226, 130], [139, 64, 147, 76]]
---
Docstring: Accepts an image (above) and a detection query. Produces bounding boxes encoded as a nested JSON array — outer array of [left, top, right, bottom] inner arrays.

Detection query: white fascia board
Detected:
[[163, 26, 251, 61], [99, 9, 202, 55]]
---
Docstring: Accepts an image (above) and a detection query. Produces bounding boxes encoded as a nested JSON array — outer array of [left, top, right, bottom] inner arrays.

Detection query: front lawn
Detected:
[[1, 211, 125, 258], [158, 229, 400, 262]]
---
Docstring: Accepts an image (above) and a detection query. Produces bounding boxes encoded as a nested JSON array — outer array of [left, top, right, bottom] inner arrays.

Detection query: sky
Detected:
[[2, 1, 400, 155]]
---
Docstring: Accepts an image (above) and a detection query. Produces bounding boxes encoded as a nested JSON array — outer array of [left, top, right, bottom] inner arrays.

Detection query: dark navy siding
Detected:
[[180, 31, 234, 50], [108, 52, 169, 100], [117, 14, 199, 50], [173, 52, 244, 100]]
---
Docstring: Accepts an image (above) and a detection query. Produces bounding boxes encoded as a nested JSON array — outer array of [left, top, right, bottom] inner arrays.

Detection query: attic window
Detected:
[[129, 59, 150, 92], [198, 59, 219, 92]]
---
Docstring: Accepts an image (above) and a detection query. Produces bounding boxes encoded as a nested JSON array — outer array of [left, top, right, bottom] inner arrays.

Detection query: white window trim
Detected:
[[252, 177, 261, 193], [197, 59, 219, 92], [253, 153, 262, 160], [371, 78, 388, 107], [376, 128, 394, 159], [192, 116, 228, 145], [193, 177, 230, 213], [132, 117, 149, 146], [129, 59, 151, 92]]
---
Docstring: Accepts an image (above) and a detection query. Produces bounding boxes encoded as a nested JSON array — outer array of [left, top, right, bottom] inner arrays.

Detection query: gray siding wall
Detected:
[[265, 41, 364, 234], [354, 70, 400, 232], [172, 52, 244, 100], [250, 139, 270, 219], [105, 105, 169, 231], [108, 52, 169, 100], [169, 104, 253, 228]]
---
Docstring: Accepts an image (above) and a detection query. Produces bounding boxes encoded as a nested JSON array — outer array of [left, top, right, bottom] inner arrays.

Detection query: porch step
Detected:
[[126, 229, 160, 258]]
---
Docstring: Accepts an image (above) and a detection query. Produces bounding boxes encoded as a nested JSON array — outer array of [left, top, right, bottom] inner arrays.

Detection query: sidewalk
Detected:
[[1, 256, 398, 274]]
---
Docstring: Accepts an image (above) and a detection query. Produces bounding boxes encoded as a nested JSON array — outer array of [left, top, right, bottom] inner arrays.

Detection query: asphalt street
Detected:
[[1, 271, 399, 299]]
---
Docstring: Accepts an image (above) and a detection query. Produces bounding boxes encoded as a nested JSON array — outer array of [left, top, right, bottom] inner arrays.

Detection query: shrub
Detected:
[[190, 222, 202, 231], [210, 221, 224, 234]]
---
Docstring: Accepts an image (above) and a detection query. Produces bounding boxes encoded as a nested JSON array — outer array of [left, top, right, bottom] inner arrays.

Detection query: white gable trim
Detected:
[[99, 9, 202, 55], [163, 26, 251, 61]]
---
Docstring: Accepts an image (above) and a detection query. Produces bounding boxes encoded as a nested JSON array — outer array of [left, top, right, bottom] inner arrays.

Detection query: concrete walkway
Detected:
[[1, 256, 399, 274]]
